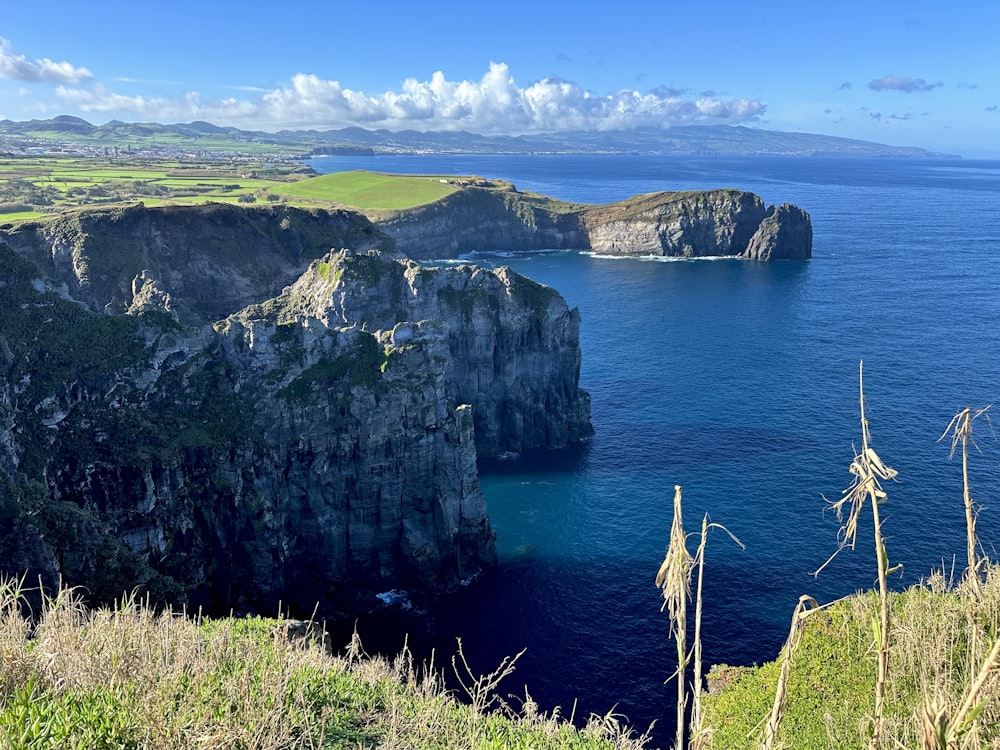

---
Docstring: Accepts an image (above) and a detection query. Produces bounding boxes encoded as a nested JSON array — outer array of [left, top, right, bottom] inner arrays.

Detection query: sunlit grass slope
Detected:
[[270, 170, 460, 210], [0, 582, 646, 750]]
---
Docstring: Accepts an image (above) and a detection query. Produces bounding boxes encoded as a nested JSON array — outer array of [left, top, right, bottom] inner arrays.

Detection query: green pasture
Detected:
[[270, 170, 460, 210], [0, 159, 482, 218], [0, 157, 307, 217]]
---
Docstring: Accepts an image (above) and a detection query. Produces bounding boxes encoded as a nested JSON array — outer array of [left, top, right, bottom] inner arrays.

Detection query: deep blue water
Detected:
[[311, 154, 1000, 746]]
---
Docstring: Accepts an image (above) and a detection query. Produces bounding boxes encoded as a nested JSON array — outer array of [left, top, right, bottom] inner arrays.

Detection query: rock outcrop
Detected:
[[0, 205, 592, 616], [2, 202, 392, 325], [372, 185, 812, 261]]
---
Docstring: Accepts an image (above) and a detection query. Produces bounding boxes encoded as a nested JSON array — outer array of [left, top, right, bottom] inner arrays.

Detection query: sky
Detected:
[[1, 1, 998, 157]]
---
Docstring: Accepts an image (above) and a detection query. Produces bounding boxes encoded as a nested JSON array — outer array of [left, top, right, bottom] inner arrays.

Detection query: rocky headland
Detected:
[[370, 184, 812, 261], [0, 182, 809, 617], [0, 203, 589, 616]]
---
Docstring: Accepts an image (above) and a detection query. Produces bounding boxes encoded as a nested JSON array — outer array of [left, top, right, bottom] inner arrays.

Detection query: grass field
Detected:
[[0, 159, 476, 219], [0, 157, 310, 219], [270, 170, 462, 210]]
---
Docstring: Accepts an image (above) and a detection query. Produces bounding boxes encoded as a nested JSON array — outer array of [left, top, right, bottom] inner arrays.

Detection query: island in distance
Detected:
[[0, 115, 954, 158]]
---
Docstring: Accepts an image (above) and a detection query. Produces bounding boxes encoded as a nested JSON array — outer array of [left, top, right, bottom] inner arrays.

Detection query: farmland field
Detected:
[[0, 158, 472, 220], [0, 157, 312, 219], [269, 170, 462, 210]]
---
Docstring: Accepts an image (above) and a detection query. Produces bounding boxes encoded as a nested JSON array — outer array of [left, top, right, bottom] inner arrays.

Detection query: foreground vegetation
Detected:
[[660, 368, 999, 750], [702, 572, 1000, 749], [0, 581, 646, 750]]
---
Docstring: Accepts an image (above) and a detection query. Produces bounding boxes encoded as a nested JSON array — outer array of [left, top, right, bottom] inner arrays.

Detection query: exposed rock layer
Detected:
[[0, 204, 591, 616], [373, 186, 812, 261]]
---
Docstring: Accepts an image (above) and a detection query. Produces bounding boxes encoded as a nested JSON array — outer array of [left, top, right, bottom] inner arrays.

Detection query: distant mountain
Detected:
[[0, 116, 955, 159]]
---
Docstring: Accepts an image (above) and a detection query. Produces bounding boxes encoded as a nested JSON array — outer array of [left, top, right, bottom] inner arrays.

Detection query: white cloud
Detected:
[[0, 37, 93, 84], [55, 62, 765, 133]]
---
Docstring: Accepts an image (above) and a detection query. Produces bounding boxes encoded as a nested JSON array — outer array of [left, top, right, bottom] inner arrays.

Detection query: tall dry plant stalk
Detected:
[[939, 405, 993, 595], [656, 487, 742, 750], [815, 361, 898, 750], [762, 595, 820, 750], [690, 513, 743, 749], [656, 485, 695, 750]]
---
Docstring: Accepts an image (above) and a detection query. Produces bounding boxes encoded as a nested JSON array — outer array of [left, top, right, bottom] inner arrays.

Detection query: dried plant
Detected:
[[690, 513, 743, 749], [451, 637, 526, 716], [919, 635, 1000, 750], [762, 595, 820, 750], [656, 486, 742, 750], [815, 361, 898, 749], [656, 485, 696, 750], [939, 405, 993, 595]]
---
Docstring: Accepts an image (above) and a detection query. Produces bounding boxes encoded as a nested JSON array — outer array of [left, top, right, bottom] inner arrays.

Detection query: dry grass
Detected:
[[0, 580, 649, 750]]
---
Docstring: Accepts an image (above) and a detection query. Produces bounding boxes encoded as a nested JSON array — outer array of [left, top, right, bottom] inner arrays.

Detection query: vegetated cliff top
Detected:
[[0, 583, 649, 749], [353, 177, 813, 261]]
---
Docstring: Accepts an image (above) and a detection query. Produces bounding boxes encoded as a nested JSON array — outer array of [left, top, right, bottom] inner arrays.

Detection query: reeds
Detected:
[[657, 485, 695, 750], [813, 360, 898, 749], [939, 405, 993, 596], [656, 485, 743, 750]]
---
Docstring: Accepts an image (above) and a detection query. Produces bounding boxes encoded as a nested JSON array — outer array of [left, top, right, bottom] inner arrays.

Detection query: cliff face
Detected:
[[0, 205, 592, 616], [374, 186, 812, 261], [370, 189, 588, 258], [2, 202, 392, 325], [264, 250, 594, 457]]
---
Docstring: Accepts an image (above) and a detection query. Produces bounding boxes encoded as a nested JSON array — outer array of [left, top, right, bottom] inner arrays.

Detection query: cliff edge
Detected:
[[0, 204, 591, 616], [372, 185, 812, 261]]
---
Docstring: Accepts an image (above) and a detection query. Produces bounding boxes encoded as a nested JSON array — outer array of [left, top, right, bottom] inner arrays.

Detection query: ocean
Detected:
[[310, 154, 1000, 746]]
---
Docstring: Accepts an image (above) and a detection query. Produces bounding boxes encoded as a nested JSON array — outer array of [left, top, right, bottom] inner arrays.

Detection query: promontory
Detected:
[[359, 179, 812, 261], [0, 179, 810, 616]]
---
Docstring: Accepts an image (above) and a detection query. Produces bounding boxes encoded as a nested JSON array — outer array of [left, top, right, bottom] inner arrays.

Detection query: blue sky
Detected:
[[1, 1, 998, 156]]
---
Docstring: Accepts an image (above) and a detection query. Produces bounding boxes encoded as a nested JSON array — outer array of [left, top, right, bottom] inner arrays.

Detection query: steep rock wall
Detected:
[[374, 186, 812, 260], [261, 250, 594, 456], [0, 208, 591, 616], [2, 202, 391, 325]]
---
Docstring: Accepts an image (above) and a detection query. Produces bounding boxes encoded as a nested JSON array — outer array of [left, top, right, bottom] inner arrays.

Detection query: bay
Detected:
[[311, 154, 1000, 745]]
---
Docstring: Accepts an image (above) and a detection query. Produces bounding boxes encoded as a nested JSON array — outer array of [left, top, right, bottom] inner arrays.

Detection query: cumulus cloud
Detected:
[[0, 37, 93, 84], [838, 82, 852, 90], [868, 74, 942, 93], [55, 62, 765, 133]]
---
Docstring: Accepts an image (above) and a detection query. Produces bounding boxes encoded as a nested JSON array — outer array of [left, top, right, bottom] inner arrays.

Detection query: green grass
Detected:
[[0, 582, 647, 750], [0, 157, 311, 219], [270, 170, 460, 210], [700, 570, 1000, 750]]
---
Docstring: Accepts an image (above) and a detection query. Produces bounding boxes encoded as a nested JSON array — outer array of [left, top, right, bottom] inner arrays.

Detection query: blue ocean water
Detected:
[[311, 154, 1000, 745]]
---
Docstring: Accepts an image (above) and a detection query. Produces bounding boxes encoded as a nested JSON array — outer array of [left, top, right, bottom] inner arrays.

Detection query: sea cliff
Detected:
[[0, 204, 590, 615], [372, 185, 812, 260]]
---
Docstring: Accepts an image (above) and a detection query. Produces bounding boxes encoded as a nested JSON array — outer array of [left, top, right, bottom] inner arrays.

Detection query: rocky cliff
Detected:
[[373, 185, 811, 261], [0, 204, 591, 616], [2, 202, 392, 325]]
